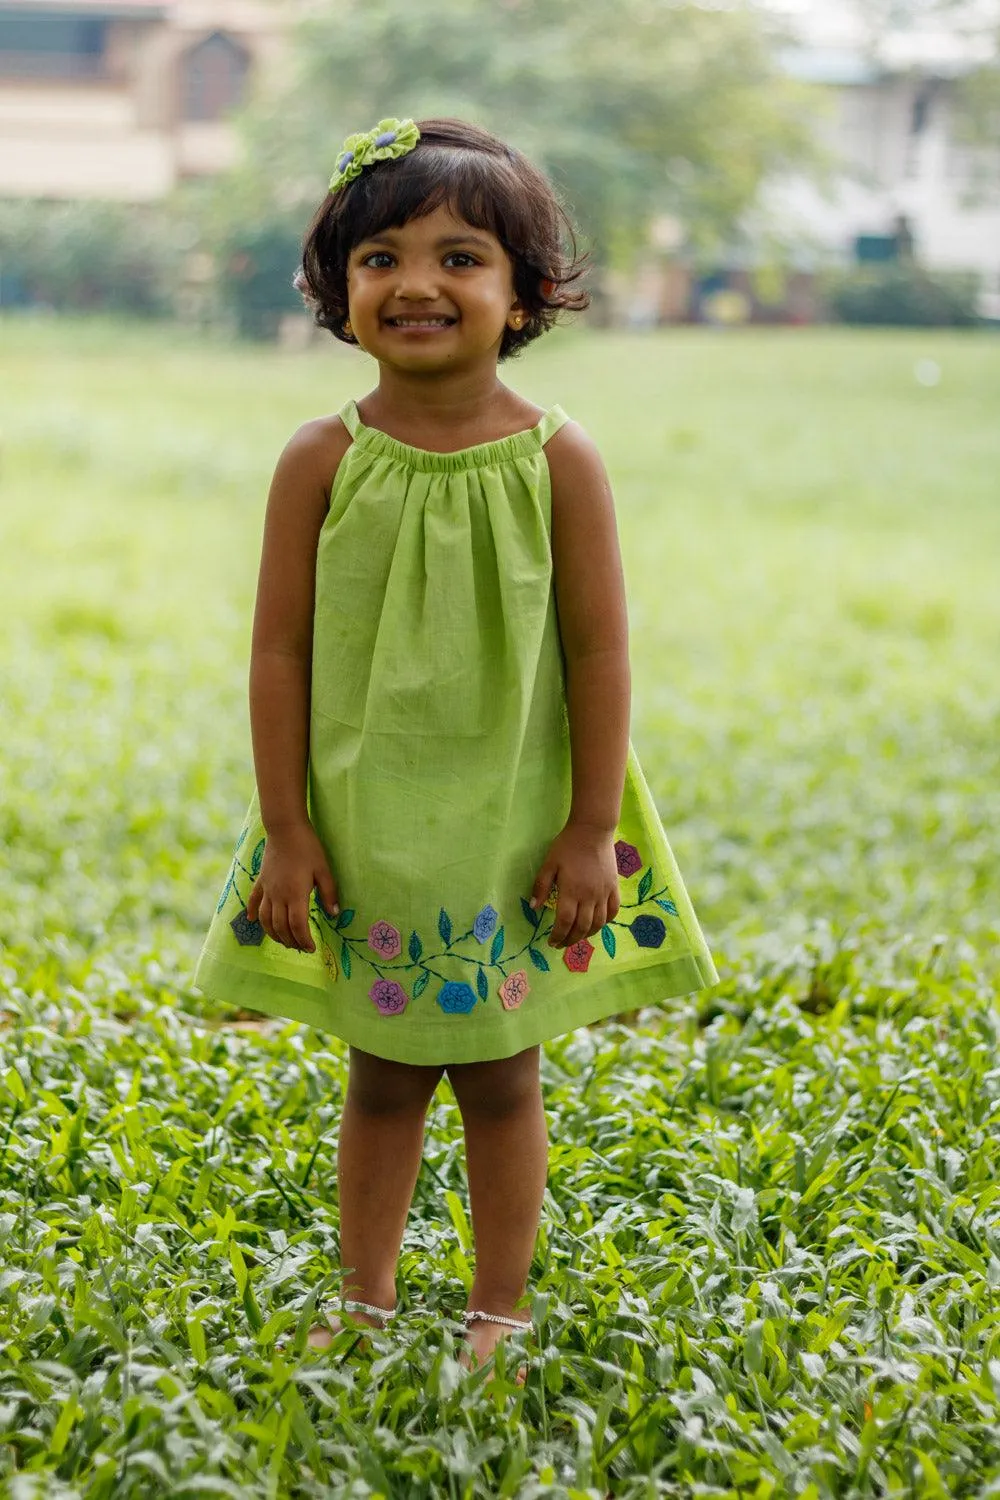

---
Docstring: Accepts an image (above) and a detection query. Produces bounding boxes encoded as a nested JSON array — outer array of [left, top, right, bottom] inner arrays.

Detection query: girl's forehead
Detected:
[[366, 202, 502, 246]]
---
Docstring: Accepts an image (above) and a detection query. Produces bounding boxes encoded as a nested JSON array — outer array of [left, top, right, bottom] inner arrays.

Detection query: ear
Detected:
[[507, 301, 527, 331]]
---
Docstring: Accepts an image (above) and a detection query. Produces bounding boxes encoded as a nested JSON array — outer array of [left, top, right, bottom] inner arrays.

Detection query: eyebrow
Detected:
[[359, 232, 495, 252]]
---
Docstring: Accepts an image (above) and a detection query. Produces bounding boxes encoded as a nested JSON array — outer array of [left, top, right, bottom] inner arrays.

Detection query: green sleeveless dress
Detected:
[[192, 398, 717, 1063]]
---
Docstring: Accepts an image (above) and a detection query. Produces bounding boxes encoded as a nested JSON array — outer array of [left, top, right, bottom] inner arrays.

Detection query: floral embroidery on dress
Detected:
[[370, 979, 407, 1014], [437, 981, 478, 1015], [563, 938, 595, 973], [368, 920, 402, 959], [219, 826, 682, 1016], [499, 970, 530, 1009]]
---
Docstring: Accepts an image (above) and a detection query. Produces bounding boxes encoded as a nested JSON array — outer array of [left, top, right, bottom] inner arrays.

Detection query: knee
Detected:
[[448, 1047, 541, 1122], [346, 1048, 443, 1117]]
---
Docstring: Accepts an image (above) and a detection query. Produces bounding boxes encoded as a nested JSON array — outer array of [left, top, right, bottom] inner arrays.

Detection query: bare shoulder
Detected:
[[275, 413, 354, 499], [544, 419, 615, 520]]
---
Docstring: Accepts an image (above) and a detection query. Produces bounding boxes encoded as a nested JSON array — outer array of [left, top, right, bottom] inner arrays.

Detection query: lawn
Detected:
[[1, 318, 998, 1496]]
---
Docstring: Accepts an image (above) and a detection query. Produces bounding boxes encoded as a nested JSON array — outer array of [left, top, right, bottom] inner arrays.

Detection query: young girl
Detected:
[[193, 116, 717, 1381]]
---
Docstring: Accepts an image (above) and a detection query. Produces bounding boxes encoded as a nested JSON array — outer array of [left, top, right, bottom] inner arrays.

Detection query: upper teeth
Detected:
[[392, 318, 450, 326]]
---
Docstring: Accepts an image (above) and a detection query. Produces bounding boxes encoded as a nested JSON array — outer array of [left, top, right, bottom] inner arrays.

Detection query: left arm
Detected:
[[530, 421, 631, 948]]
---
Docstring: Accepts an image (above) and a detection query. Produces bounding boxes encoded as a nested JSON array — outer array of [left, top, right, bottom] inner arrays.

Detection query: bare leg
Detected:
[[310, 1046, 444, 1347], [446, 1045, 548, 1381]]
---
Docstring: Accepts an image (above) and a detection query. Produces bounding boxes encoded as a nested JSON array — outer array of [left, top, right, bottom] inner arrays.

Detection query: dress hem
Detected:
[[188, 950, 718, 1063]]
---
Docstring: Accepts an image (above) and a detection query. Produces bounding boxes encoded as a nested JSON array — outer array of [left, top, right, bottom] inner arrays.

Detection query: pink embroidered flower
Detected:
[[563, 938, 595, 973], [614, 840, 642, 877], [369, 980, 407, 1015], [367, 920, 402, 959], [499, 970, 530, 1010]]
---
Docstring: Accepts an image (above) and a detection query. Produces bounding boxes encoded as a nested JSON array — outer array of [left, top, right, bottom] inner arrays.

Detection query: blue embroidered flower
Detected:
[[437, 981, 478, 1015], [473, 904, 498, 943], [631, 915, 666, 949], [231, 908, 265, 946]]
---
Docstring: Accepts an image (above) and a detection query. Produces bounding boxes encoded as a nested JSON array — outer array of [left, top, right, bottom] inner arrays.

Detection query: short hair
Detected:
[[295, 117, 589, 360]]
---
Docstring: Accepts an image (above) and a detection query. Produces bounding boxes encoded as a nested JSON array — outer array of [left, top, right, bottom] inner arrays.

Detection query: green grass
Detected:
[[1, 317, 998, 1496]]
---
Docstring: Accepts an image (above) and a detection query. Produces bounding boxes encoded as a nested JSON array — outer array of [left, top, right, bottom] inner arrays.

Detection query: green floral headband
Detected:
[[328, 118, 420, 194]]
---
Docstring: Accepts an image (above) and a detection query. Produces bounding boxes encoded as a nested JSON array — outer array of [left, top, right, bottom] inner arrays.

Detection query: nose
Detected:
[[394, 259, 441, 301]]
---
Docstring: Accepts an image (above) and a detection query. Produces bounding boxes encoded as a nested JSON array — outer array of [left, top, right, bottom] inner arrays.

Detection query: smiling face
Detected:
[[345, 202, 524, 374]]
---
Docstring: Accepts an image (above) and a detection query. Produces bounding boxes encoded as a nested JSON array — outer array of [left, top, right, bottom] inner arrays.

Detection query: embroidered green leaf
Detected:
[[528, 946, 550, 973], [409, 930, 422, 962], [655, 897, 678, 916], [601, 924, 616, 958], [216, 878, 232, 914], [476, 966, 488, 1000], [250, 838, 266, 877], [638, 867, 653, 902], [340, 940, 351, 978], [336, 908, 355, 930], [413, 970, 430, 998], [521, 896, 540, 929], [490, 926, 505, 964], [438, 908, 452, 945]]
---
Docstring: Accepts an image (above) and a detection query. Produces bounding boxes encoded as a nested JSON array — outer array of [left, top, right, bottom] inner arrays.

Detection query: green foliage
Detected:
[[0, 199, 187, 315], [219, 223, 305, 340], [223, 0, 819, 269], [824, 266, 981, 327], [0, 321, 998, 1491]]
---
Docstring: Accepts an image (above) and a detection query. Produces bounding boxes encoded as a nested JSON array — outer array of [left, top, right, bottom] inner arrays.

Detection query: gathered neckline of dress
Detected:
[[339, 398, 568, 473]]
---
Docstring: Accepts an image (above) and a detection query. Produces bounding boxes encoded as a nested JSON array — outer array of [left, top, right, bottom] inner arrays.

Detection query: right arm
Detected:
[[245, 417, 351, 951]]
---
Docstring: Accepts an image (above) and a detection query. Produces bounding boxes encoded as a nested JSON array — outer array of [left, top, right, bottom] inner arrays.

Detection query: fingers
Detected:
[[548, 897, 610, 948], [289, 899, 316, 953], [256, 891, 314, 952], [530, 864, 557, 911], [317, 869, 340, 921], [247, 881, 262, 923]]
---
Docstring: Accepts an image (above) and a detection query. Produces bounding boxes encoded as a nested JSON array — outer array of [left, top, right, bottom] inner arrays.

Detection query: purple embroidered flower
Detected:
[[368, 920, 402, 959], [373, 130, 397, 147], [230, 908, 265, 946], [615, 841, 642, 877], [473, 904, 498, 943], [563, 938, 595, 973], [370, 980, 408, 1015], [499, 970, 530, 1010], [631, 915, 666, 949], [437, 981, 477, 1015]]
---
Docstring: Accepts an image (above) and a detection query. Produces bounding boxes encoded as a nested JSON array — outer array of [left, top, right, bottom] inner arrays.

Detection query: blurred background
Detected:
[[1, 0, 999, 334], [0, 0, 997, 998]]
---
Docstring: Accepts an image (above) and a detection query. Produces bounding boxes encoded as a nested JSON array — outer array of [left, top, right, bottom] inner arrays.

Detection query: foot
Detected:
[[460, 1317, 529, 1387], [277, 1301, 395, 1355]]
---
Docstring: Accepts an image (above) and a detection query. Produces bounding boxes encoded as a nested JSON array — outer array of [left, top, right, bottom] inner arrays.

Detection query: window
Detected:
[[0, 9, 107, 78], [181, 33, 249, 122]]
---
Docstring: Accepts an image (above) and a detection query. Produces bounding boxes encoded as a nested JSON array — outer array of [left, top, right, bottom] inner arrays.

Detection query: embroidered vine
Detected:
[[220, 829, 680, 1016]]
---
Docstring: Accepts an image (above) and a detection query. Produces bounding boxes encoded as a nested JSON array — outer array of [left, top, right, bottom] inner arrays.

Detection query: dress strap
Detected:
[[338, 399, 361, 438], [536, 405, 570, 446]]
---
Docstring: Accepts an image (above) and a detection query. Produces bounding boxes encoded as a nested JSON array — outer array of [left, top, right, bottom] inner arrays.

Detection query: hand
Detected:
[[530, 823, 621, 948], [246, 821, 340, 952]]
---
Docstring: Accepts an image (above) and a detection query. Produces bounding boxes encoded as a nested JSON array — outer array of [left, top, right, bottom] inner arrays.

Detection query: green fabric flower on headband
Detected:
[[328, 118, 420, 194]]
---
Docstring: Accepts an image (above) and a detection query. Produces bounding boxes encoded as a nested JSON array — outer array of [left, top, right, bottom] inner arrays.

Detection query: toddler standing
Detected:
[[194, 117, 717, 1380]]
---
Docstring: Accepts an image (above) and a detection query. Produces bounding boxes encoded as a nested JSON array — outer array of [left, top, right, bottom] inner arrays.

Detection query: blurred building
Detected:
[[767, 40, 1000, 281], [0, 0, 287, 199]]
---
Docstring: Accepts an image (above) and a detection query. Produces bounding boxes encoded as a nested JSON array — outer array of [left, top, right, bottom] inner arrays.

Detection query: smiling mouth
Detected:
[[385, 316, 457, 328]]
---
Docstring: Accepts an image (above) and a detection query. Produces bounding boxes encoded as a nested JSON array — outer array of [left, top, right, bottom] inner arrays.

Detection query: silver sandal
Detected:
[[464, 1309, 531, 1331]]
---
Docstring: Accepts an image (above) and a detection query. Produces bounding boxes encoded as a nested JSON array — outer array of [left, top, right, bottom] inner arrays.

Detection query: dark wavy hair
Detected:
[[295, 117, 589, 361]]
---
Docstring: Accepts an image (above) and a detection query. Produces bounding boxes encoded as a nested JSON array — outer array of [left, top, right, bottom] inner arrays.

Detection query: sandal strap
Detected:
[[342, 1298, 396, 1323], [464, 1309, 531, 1330]]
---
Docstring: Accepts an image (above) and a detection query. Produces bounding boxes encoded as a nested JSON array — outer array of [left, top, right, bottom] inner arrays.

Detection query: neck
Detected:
[[367, 364, 508, 433]]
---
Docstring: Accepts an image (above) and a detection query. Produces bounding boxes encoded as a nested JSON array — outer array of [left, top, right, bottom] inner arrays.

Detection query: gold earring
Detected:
[[344, 318, 353, 336], [511, 313, 524, 329]]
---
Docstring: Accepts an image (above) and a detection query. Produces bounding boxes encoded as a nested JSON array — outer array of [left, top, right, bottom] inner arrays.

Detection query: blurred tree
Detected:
[[213, 0, 818, 272]]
